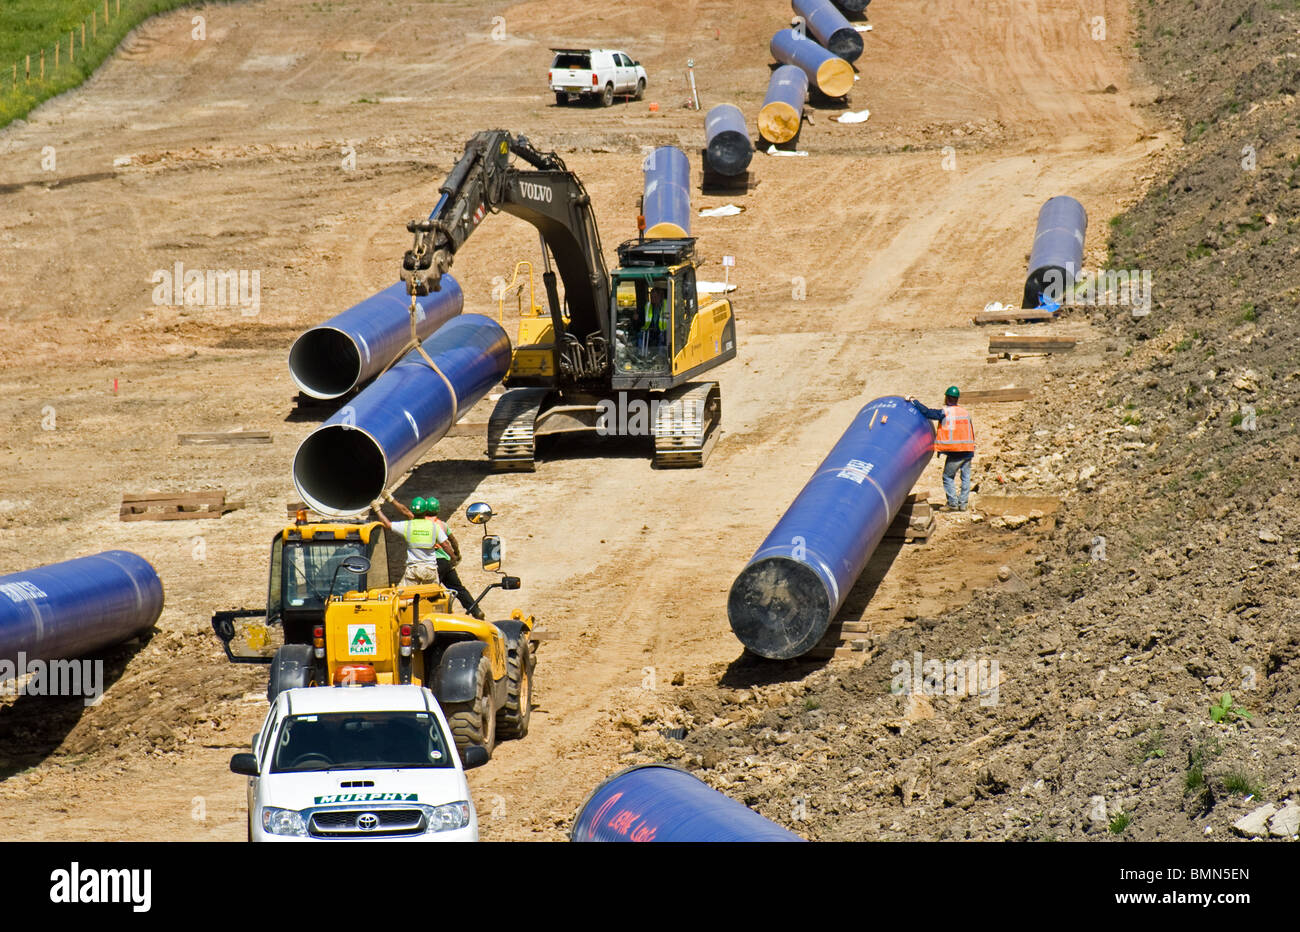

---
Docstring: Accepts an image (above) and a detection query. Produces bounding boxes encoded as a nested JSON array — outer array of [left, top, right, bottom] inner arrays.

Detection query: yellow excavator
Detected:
[[401, 130, 737, 469]]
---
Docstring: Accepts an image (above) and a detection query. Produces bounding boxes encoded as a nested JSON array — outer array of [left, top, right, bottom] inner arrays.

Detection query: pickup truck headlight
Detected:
[[261, 807, 309, 837], [422, 801, 471, 833]]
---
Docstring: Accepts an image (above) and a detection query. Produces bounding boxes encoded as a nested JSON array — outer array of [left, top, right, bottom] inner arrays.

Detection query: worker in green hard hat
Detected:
[[373, 495, 483, 618], [905, 386, 976, 511]]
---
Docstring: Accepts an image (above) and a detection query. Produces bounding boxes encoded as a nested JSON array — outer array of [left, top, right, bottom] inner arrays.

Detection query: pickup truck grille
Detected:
[[308, 808, 426, 837]]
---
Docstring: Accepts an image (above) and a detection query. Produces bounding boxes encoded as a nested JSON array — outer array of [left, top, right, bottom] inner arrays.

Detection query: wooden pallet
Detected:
[[178, 430, 272, 445], [988, 335, 1077, 354], [973, 310, 1056, 325], [121, 490, 240, 522]]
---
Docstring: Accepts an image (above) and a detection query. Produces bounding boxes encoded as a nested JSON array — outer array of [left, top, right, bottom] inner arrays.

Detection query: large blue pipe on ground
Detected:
[[770, 29, 855, 98], [728, 396, 934, 660], [571, 764, 804, 842], [0, 551, 163, 665], [704, 104, 753, 176], [642, 146, 691, 238], [292, 314, 512, 516], [758, 64, 809, 144], [288, 277, 464, 400], [793, 0, 865, 62], [1023, 196, 1087, 308]]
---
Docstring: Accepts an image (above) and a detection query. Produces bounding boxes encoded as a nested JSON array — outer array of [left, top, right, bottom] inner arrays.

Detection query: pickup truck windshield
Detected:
[[271, 711, 455, 772]]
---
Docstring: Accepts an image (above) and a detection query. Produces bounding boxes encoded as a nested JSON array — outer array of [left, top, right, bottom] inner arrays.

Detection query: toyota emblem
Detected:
[[355, 812, 380, 832]]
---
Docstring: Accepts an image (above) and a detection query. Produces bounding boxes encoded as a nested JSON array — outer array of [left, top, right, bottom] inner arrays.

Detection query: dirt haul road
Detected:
[[0, 0, 1167, 839]]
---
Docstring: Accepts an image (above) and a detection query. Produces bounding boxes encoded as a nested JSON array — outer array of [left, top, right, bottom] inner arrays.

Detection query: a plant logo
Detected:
[[348, 624, 377, 657]]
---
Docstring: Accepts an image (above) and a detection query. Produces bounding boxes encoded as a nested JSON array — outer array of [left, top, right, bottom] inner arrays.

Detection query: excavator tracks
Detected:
[[487, 388, 550, 471], [652, 382, 721, 468]]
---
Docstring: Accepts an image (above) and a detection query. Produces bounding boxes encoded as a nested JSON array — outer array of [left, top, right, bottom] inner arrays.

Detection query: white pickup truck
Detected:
[[550, 48, 647, 107], [230, 684, 484, 842]]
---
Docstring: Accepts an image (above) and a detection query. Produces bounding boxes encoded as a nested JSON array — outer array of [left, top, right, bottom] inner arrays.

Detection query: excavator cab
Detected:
[[610, 237, 731, 392], [612, 270, 674, 375]]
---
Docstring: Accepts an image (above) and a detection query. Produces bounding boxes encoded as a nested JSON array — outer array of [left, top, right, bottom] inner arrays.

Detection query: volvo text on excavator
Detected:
[[400, 130, 737, 469]]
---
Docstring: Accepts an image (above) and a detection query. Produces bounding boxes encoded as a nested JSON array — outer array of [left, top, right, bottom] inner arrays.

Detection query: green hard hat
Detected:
[[410, 496, 430, 516], [945, 385, 960, 399], [426, 496, 440, 514]]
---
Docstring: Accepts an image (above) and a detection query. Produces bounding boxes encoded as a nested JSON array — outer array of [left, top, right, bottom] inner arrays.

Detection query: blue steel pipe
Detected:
[[770, 29, 855, 98], [728, 396, 934, 660], [289, 277, 464, 400], [642, 146, 691, 238], [704, 104, 753, 176], [571, 764, 804, 842], [758, 64, 809, 144], [1023, 196, 1087, 309], [0, 551, 163, 665], [793, 0, 865, 62], [292, 314, 512, 516]]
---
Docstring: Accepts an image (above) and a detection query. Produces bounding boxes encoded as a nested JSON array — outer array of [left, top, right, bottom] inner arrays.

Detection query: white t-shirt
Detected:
[[390, 519, 450, 564]]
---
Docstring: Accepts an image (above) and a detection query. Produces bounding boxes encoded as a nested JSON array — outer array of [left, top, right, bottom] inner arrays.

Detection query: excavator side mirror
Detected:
[[481, 536, 503, 573], [466, 502, 495, 525], [500, 576, 521, 591]]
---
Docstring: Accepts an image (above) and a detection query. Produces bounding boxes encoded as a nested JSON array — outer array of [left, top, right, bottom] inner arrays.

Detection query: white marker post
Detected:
[[722, 254, 735, 289]]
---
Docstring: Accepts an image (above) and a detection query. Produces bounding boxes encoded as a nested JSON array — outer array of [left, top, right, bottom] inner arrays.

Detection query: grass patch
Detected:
[[1108, 811, 1132, 834], [1221, 770, 1262, 797], [0, 0, 203, 130]]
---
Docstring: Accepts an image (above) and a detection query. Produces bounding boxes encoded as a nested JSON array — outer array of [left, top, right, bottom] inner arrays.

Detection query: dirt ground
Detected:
[[0, 0, 1173, 840]]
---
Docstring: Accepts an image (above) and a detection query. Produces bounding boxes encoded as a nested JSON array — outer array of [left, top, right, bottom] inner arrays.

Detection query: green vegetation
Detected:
[[1221, 770, 1262, 797], [1136, 725, 1166, 762], [0, 0, 201, 129], [1108, 811, 1132, 834], [803, 696, 821, 711], [1240, 303, 1258, 322], [1209, 692, 1251, 724]]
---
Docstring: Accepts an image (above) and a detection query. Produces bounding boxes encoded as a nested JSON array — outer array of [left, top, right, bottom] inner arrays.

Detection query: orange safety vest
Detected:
[[934, 404, 975, 453]]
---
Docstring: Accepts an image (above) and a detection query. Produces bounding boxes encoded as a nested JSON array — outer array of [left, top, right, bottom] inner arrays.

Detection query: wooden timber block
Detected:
[[885, 513, 934, 542], [178, 430, 272, 445], [121, 490, 239, 521], [972, 310, 1056, 325], [444, 422, 488, 438], [988, 336, 1077, 353], [958, 388, 1032, 404]]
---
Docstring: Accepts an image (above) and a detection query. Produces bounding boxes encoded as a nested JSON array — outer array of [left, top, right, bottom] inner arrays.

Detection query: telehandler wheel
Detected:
[[267, 644, 315, 701], [496, 636, 533, 739], [446, 656, 496, 762]]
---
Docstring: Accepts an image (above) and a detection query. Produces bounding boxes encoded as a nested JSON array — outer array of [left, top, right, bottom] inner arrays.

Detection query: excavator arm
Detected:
[[401, 130, 613, 382]]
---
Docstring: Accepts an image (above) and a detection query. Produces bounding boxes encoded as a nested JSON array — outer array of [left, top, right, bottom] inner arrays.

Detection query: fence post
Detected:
[[40, 48, 44, 81]]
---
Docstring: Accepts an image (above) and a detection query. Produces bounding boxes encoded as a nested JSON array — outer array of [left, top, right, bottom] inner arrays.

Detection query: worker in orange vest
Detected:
[[907, 386, 976, 511]]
